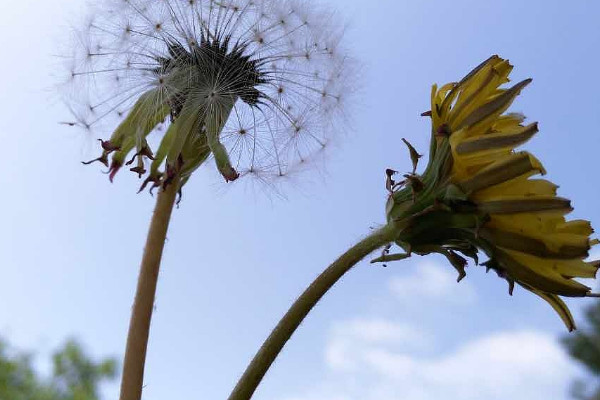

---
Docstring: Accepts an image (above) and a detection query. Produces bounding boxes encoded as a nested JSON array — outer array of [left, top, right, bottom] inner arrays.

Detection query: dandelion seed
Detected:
[[62, 0, 352, 191]]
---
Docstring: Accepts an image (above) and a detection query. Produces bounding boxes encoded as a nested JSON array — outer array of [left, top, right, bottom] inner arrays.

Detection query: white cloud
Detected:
[[284, 326, 573, 400], [366, 331, 570, 398], [330, 318, 428, 345], [280, 260, 578, 400], [388, 261, 476, 304], [325, 318, 431, 372]]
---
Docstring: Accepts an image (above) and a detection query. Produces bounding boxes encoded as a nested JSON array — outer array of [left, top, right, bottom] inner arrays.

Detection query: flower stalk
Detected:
[[119, 178, 180, 400], [227, 224, 399, 400], [63, 1, 352, 399]]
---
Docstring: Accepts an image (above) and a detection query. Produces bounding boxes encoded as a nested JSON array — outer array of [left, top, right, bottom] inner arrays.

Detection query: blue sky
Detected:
[[0, 1, 599, 399]]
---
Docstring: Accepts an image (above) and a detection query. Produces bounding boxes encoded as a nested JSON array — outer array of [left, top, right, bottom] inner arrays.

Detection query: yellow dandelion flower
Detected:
[[383, 55, 598, 331], [229, 56, 600, 400], [227, 56, 600, 400]]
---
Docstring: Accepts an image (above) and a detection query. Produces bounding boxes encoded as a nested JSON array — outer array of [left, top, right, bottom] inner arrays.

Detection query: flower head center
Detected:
[[157, 33, 266, 117]]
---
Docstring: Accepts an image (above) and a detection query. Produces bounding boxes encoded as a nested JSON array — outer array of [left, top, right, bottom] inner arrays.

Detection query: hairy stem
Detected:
[[119, 180, 179, 400], [227, 224, 397, 400]]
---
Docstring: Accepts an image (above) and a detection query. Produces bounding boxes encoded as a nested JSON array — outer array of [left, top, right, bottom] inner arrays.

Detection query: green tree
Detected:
[[563, 301, 600, 400], [0, 338, 117, 400]]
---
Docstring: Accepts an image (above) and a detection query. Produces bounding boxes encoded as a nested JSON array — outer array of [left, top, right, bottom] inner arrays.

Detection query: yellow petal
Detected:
[[524, 285, 577, 331], [454, 123, 538, 155], [556, 220, 594, 236], [450, 64, 497, 127], [472, 177, 558, 202], [454, 79, 532, 133], [437, 82, 457, 103], [454, 149, 513, 173], [491, 59, 513, 84], [481, 226, 590, 259], [451, 60, 514, 129], [455, 56, 503, 102], [477, 197, 572, 214], [486, 213, 563, 234], [485, 216, 591, 255], [459, 152, 545, 193], [461, 55, 502, 85], [492, 113, 526, 130], [553, 259, 599, 279], [497, 248, 591, 297], [431, 84, 441, 128]]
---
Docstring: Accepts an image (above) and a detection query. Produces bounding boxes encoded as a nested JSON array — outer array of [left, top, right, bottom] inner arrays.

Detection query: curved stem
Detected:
[[227, 224, 398, 400], [119, 180, 179, 400]]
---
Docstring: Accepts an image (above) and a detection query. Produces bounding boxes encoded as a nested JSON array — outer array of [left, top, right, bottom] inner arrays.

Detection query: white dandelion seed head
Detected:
[[62, 0, 353, 191]]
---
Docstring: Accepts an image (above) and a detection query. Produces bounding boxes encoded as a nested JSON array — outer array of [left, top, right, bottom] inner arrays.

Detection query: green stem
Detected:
[[118, 179, 179, 400], [227, 224, 398, 400]]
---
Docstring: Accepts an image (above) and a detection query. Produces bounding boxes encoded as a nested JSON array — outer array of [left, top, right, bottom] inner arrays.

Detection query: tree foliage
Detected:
[[563, 301, 600, 400], [0, 337, 117, 400]]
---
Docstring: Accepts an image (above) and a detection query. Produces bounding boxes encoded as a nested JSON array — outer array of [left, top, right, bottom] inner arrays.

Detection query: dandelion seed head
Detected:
[[62, 0, 352, 190]]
